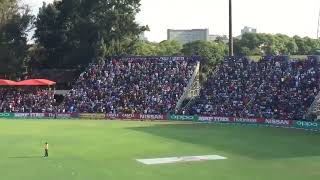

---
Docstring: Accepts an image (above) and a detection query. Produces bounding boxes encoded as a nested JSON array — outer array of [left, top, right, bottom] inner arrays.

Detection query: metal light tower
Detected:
[[229, 0, 234, 56]]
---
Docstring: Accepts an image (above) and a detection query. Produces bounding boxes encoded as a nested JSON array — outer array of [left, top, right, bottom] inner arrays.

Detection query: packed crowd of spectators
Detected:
[[0, 88, 55, 113], [61, 57, 197, 114], [188, 57, 262, 117], [188, 56, 320, 120], [0, 55, 319, 120], [247, 56, 320, 120]]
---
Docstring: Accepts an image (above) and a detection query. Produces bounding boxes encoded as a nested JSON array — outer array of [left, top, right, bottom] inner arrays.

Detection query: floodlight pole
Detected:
[[229, 0, 234, 56]]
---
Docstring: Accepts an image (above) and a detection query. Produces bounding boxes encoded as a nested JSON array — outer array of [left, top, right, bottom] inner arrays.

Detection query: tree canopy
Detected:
[[182, 40, 228, 74], [133, 40, 182, 56], [235, 33, 319, 56], [0, 0, 33, 78], [1, 0, 320, 78], [33, 0, 148, 68]]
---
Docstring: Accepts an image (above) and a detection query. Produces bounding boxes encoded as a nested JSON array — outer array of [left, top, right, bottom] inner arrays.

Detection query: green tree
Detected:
[[234, 34, 263, 55], [33, 1, 67, 68], [133, 40, 159, 56], [132, 40, 182, 56], [34, 0, 148, 68], [0, 0, 33, 78], [182, 40, 227, 74], [157, 40, 182, 56], [293, 36, 320, 55], [234, 33, 313, 56]]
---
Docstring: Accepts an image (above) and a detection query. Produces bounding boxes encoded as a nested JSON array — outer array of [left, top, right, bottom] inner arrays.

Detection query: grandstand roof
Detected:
[[0, 79, 56, 86], [0, 79, 17, 86], [14, 79, 56, 86]]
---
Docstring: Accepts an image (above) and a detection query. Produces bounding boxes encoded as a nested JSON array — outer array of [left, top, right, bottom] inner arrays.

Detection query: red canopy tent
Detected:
[[0, 79, 17, 86], [14, 79, 56, 86]]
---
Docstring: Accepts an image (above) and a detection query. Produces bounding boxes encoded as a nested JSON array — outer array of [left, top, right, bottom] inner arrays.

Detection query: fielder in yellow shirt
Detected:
[[44, 142, 49, 157]]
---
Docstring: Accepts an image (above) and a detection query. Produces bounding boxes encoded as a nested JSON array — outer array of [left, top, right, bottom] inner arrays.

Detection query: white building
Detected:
[[167, 29, 209, 44]]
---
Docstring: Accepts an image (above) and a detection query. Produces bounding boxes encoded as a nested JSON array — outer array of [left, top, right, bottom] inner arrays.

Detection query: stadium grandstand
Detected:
[[1, 55, 320, 121], [0, 79, 56, 113], [60, 56, 200, 114], [185, 55, 320, 121]]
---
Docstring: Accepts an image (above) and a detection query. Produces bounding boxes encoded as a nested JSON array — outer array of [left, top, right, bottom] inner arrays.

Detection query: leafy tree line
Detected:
[[32, 0, 148, 69], [0, 0, 319, 78], [29, 0, 227, 74], [133, 40, 228, 75], [0, 0, 33, 78], [234, 33, 320, 56]]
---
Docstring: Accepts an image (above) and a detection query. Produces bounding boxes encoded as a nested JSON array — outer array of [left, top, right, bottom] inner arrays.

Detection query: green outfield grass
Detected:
[[0, 119, 319, 180]]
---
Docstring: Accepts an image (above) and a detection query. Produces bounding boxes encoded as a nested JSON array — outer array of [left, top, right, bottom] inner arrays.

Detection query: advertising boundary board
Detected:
[[46, 113, 78, 119], [197, 116, 320, 132], [5, 113, 77, 119], [79, 113, 106, 120], [13, 113, 46, 118], [0, 112, 14, 119], [169, 114, 198, 121], [1, 112, 319, 132], [105, 114, 167, 121], [293, 121, 320, 130]]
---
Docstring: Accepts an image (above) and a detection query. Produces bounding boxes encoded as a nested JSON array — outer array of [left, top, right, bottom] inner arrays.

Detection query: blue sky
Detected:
[[25, 0, 320, 42]]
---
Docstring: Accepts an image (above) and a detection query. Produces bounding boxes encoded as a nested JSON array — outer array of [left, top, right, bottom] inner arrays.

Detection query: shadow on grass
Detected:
[[128, 123, 320, 160], [8, 156, 42, 159]]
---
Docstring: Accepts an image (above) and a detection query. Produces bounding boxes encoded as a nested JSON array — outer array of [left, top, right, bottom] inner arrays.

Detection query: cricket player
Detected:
[[44, 142, 49, 157]]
